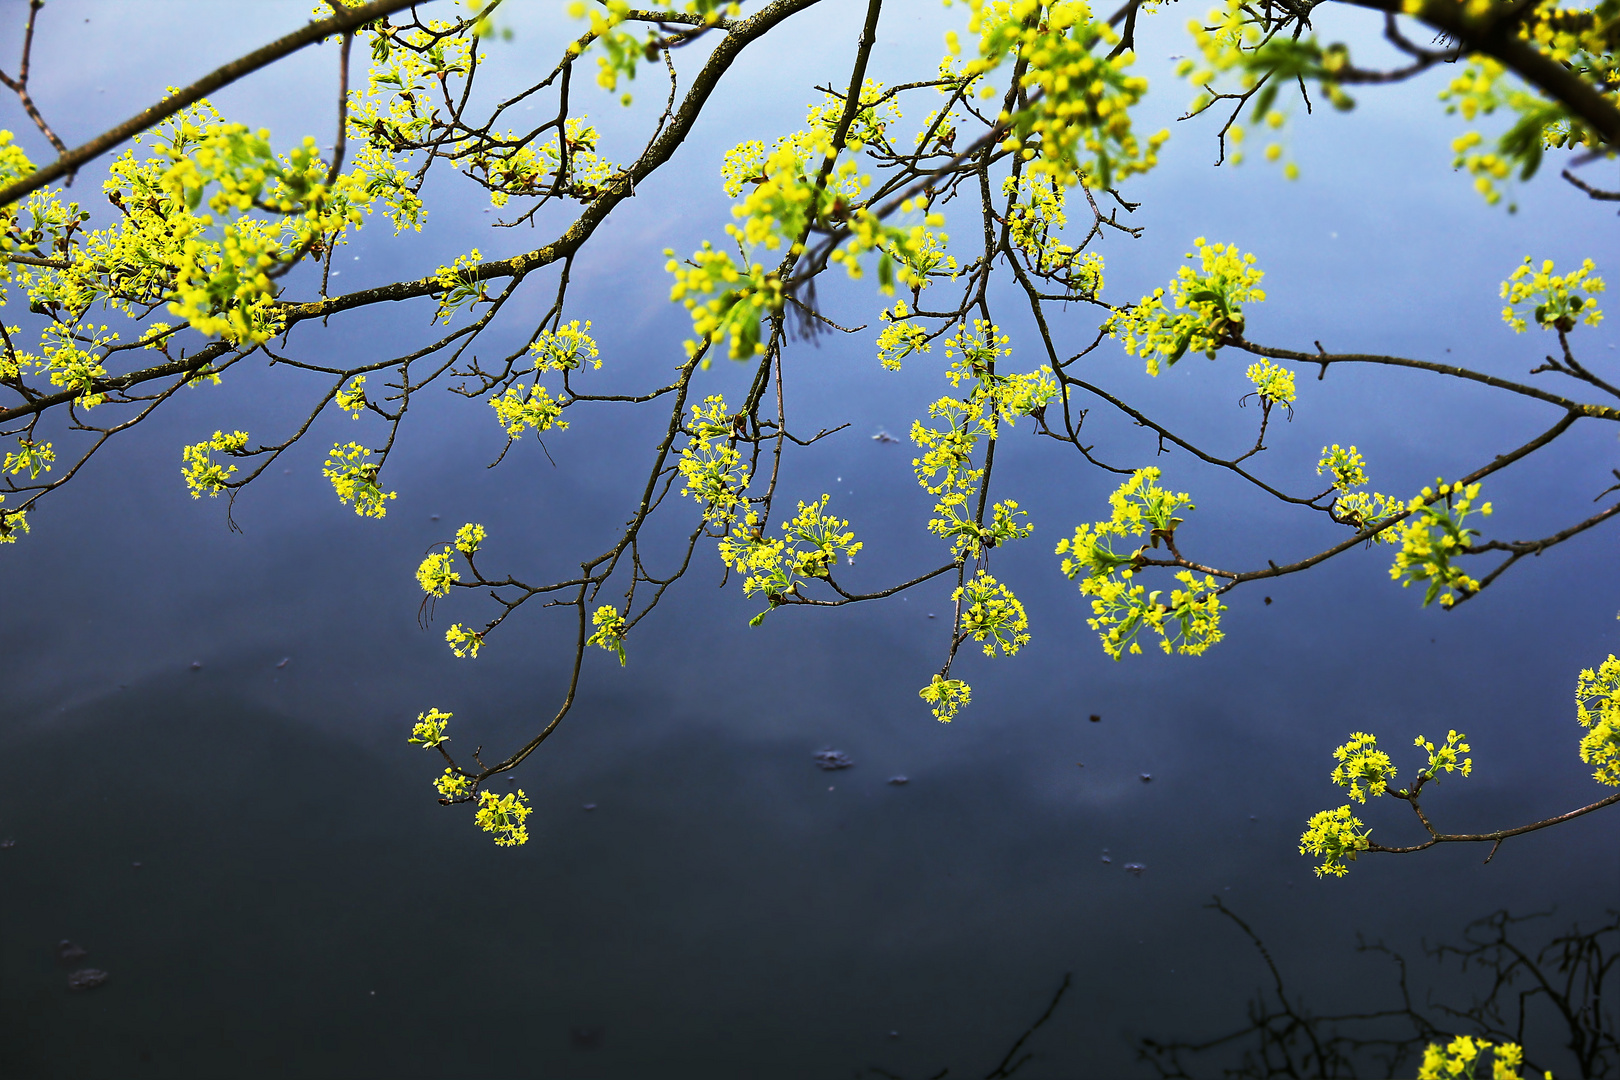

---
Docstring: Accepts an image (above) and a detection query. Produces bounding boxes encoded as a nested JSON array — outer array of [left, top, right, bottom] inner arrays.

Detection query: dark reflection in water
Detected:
[[1140, 902, 1619, 1079], [2, 2, 1619, 1078], [862, 974, 1078, 1080], [3, 646, 1616, 1077]]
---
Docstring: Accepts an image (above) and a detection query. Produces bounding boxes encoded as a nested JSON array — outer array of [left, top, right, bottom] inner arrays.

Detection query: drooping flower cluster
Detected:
[[1389, 480, 1491, 608], [1576, 653, 1620, 787], [717, 495, 864, 624], [1056, 468, 1225, 658]]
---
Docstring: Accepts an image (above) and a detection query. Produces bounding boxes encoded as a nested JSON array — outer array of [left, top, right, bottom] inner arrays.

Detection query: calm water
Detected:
[[2, 3, 1617, 1077]]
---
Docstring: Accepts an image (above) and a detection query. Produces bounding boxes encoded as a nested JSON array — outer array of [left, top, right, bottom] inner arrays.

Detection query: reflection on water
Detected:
[[2, 640, 1616, 1078], [863, 974, 1076, 1080], [1142, 902, 1620, 1079]]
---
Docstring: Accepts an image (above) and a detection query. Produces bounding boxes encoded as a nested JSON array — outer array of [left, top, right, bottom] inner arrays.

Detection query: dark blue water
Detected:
[[2, 3, 1616, 1077]]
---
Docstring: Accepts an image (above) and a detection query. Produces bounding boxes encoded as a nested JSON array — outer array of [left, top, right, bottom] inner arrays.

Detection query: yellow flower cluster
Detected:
[[1243, 359, 1295, 406], [1575, 654, 1620, 786], [1417, 1034, 1526, 1080], [445, 623, 484, 659], [1317, 444, 1402, 540], [435, 768, 472, 801], [1433, 0, 1617, 205], [567, 0, 635, 93], [472, 118, 617, 207], [1303, 727, 1473, 878], [717, 495, 863, 623], [1389, 479, 1491, 608], [433, 248, 485, 324], [805, 78, 901, 151], [3, 437, 54, 480], [919, 674, 973, 723], [1336, 490, 1406, 539], [344, 18, 476, 229], [888, 223, 957, 290], [181, 429, 250, 498], [415, 523, 489, 598], [155, 117, 370, 343], [1108, 239, 1265, 374], [891, 324, 1048, 720], [408, 708, 453, 748], [1317, 444, 1368, 492], [586, 605, 629, 665], [335, 376, 367, 418], [678, 394, 751, 526], [1442, 59, 1507, 125], [666, 241, 783, 361], [720, 139, 768, 198], [455, 523, 485, 555], [529, 320, 601, 371], [723, 127, 843, 238], [910, 324, 1051, 559], [1179, 0, 1354, 175], [943, 319, 1011, 383], [475, 789, 532, 847], [1003, 173, 1081, 282], [490, 383, 567, 438], [1298, 805, 1371, 878], [0, 495, 29, 544], [687, 86, 955, 359], [160, 125, 328, 216], [1501, 256, 1604, 333], [41, 323, 114, 408], [417, 548, 459, 598], [322, 441, 395, 518], [831, 199, 951, 297], [1330, 732, 1396, 803], [961, 0, 1169, 189], [956, 570, 1031, 657], [933, 495, 1033, 562], [1056, 468, 1225, 658], [913, 396, 984, 495], [0, 129, 32, 187], [1441, 68, 1515, 206], [3, 93, 391, 400], [565, 0, 738, 102], [1415, 729, 1474, 782], [876, 301, 931, 371]]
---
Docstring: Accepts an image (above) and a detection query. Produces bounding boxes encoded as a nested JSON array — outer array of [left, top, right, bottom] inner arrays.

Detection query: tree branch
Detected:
[[1369, 788, 1620, 858], [0, 0, 428, 209], [1338, 0, 1620, 147]]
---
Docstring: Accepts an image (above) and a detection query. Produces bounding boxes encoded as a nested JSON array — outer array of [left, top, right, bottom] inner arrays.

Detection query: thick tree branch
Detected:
[[1339, 0, 1620, 146], [0, 0, 428, 209], [0, 341, 234, 425], [0, 0, 827, 429]]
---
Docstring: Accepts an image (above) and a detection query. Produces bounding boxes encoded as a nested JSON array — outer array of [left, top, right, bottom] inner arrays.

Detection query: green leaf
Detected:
[[1251, 83, 1278, 123]]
